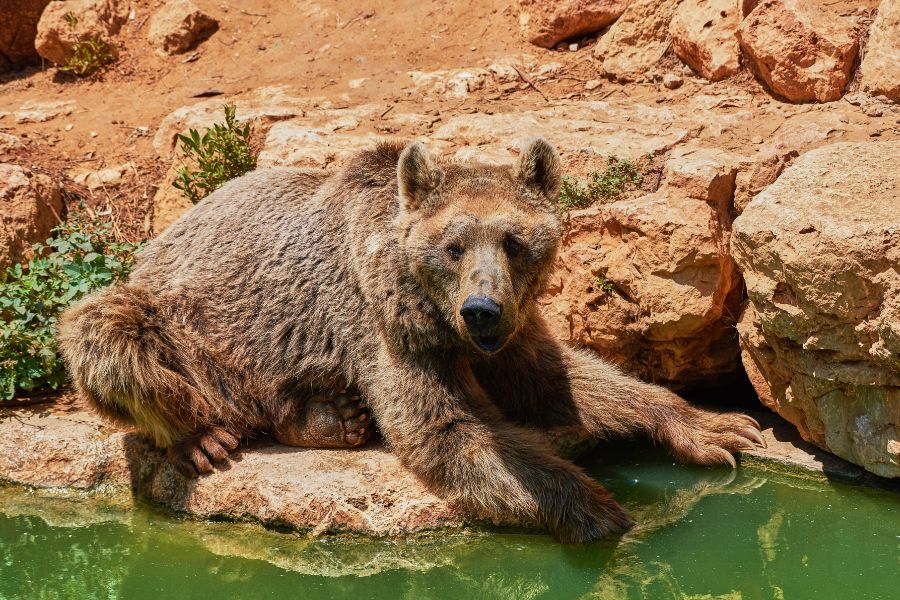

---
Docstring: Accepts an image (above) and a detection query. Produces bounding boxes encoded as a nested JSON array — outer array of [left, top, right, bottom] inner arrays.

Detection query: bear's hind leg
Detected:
[[273, 384, 372, 449]]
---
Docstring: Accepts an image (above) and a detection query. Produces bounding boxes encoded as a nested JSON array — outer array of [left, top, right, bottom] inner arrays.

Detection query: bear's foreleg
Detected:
[[367, 349, 633, 543], [478, 314, 765, 467]]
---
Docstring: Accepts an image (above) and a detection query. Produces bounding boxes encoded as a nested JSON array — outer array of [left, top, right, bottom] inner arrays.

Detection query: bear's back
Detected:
[[131, 168, 330, 292]]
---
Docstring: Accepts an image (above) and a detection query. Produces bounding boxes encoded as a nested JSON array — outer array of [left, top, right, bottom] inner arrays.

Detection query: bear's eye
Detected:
[[447, 244, 464, 260], [503, 236, 524, 259]]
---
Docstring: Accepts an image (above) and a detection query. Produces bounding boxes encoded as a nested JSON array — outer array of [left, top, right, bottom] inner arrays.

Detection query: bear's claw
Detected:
[[167, 427, 240, 478], [661, 410, 767, 468]]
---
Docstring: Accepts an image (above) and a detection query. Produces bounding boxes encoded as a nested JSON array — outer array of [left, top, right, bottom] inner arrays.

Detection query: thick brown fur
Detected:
[[57, 140, 764, 542]]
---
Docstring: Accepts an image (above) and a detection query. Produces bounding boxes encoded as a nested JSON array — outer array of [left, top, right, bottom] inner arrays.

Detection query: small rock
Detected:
[[568, 43, 578, 52], [737, 0, 859, 102], [0, 133, 24, 160], [750, 135, 763, 144], [862, 103, 884, 118], [662, 72, 683, 89], [584, 79, 602, 90], [670, 0, 742, 82], [69, 164, 127, 190], [0, 164, 63, 269], [147, 0, 218, 55], [518, 0, 630, 49], [593, 0, 681, 82], [858, 0, 900, 102], [14, 99, 76, 123], [35, 0, 128, 65]]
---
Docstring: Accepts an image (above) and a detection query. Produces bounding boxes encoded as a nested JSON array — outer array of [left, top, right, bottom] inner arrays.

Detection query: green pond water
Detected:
[[1, 446, 897, 600]]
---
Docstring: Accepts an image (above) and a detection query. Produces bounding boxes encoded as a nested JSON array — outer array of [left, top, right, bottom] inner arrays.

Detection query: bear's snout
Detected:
[[460, 295, 504, 352]]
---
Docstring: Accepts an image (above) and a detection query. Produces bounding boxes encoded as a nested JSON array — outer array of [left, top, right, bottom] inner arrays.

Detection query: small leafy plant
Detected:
[[595, 275, 615, 295], [558, 155, 646, 212], [172, 104, 257, 204], [58, 12, 115, 76], [0, 210, 141, 400]]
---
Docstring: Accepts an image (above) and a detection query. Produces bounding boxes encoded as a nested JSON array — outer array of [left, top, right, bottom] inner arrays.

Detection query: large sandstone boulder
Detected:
[[35, 0, 128, 65], [518, 0, 631, 49], [670, 0, 741, 81], [0, 164, 63, 269], [540, 149, 743, 389], [147, 0, 218, 55], [0, 0, 53, 71], [732, 141, 900, 478], [593, 0, 681, 82], [859, 0, 900, 102], [0, 398, 877, 540], [0, 400, 589, 536], [0, 403, 464, 535], [736, 0, 859, 102]]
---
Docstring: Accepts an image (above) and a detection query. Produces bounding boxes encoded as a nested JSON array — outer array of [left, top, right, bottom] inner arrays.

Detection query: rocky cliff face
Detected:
[[540, 149, 744, 388], [733, 141, 900, 478]]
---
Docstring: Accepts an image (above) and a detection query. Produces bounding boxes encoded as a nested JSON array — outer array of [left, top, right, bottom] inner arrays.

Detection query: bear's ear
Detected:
[[397, 141, 444, 213], [515, 137, 561, 202]]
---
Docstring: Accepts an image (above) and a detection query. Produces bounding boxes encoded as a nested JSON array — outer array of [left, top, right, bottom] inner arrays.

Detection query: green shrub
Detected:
[[0, 211, 141, 400], [558, 155, 646, 212], [172, 104, 257, 204], [58, 13, 115, 76], [59, 37, 115, 76]]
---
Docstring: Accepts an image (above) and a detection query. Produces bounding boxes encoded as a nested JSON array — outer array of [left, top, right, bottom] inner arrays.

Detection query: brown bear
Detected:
[[58, 139, 764, 542]]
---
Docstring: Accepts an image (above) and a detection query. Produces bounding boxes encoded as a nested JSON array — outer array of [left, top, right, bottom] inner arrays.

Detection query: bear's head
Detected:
[[396, 138, 562, 355]]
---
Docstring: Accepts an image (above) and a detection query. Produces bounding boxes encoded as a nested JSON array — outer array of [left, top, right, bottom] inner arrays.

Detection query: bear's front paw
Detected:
[[550, 485, 634, 543], [661, 410, 765, 468], [167, 427, 240, 478]]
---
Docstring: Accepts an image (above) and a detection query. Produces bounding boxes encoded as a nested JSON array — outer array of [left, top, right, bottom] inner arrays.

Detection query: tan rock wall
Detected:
[[732, 141, 900, 478]]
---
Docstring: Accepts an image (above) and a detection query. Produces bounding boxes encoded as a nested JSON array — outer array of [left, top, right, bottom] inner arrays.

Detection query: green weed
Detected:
[[57, 12, 115, 76], [595, 274, 615, 295], [558, 155, 646, 212], [172, 104, 257, 204], [58, 36, 114, 76], [0, 210, 141, 400]]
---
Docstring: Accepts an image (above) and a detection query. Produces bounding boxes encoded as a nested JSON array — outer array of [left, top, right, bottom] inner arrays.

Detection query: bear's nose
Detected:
[[460, 296, 502, 335]]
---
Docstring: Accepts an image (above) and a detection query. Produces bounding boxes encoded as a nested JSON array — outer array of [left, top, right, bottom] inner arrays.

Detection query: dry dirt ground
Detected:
[[2, 0, 895, 242]]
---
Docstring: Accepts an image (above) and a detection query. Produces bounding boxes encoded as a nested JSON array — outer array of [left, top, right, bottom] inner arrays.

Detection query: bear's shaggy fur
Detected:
[[58, 139, 764, 542]]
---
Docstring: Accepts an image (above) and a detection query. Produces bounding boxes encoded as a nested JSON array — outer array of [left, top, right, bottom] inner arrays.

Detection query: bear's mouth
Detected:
[[473, 334, 502, 352]]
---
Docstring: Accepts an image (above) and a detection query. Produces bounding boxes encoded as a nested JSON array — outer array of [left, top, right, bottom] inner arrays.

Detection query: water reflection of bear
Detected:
[[187, 470, 767, 597], [0, 470, 764, 599]]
